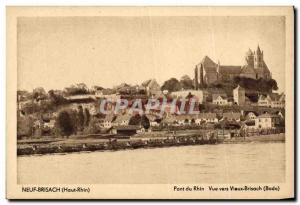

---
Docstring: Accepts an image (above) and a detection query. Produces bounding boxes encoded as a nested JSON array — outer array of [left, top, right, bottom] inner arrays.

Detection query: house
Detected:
[[145, 114, 161, 127], [255, 113, 280, 129], [42, 117, 56, 129], [95, 88, 120, 101], [195, 113, 218, 124], [65, 95, 98, 115], [33, 119, 42, 129], [171, 90, 207, 104], [233, 85, 245, 105], [113, 113, 131, 126], [222, 112, 241, 122], [242, 120, 256, 130], [18, 99, 32, 111], [270, 93, 285, 108], [274, 111, 285, 119], [65, 94, 96, 101], [162, 115, 178, 125], [111, 125, 144, 135], [212, 94, 230, 106], [257, 95, 272, 107], [101, 114, 116, 128], [141, 79, 162, 97], [174, 114, 196, 125], [246, 111, 258, 120], [257, 93, 285, 108], [146, 99, 180, 117]]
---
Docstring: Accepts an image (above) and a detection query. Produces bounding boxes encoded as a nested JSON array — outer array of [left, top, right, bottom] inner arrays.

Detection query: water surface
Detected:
[[18, 142, 285, 184]]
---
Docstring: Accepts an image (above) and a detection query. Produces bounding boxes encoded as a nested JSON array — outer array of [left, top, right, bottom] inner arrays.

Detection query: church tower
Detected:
[[245, 48, 254, 67], [254, 45, 264, 69]]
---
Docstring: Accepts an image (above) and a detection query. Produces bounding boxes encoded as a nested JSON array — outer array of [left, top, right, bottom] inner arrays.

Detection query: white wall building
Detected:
[[233, 85, 245, 105], [171, 90, 207, 104], [255, 113, 279, 129], [212, 94, 231, 106], [195, 113, 218, 124]]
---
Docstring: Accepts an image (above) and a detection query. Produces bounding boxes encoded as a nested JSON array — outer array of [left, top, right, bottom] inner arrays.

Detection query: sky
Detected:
[[17, 16, 286, 92]]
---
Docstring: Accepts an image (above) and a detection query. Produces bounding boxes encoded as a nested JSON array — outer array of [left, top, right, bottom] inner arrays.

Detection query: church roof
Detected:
[[258, 93, 285, 102], [241, 64, 256, 74], [256, 61, 270, 74], [268, 93, 284, 101], [212, 93, 227, 101], [199, 56, 217, 73], [141, 79, 152, 87], [201, 56, 217, 67], [218, 66, 241, 74], [257, 113, 279, 119]]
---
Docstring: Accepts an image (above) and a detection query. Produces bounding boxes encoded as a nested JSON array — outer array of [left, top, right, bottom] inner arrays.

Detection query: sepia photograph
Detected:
[[6, 6, 294, 199]]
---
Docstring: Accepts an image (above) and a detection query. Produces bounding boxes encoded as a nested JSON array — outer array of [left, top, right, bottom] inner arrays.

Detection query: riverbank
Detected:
[[17, 132, 285, 156], [223, 133, 285, 143]]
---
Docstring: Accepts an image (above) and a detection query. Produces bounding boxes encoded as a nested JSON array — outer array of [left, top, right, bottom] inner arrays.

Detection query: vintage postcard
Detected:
[[6, 6, 294, 199]]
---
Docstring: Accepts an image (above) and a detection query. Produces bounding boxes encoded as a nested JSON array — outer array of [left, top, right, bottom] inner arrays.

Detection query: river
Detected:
[[18, 142, 285, 184]]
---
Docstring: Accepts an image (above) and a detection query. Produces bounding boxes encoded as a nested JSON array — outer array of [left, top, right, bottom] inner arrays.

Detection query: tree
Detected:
[[69, 109, 78, 134], [32, 87, 47, 101], [141, 115, 150, 129], [64, 83, 90, 96], [39, 100, 54, 112], [77, 106, 85, 131], [48, 90, 67, 106], [84, 108, 90, 126], [17, 116, 34, 138], [84, 118, 101, 134], [267, 79, 278, 91], [234, 77, 278, 93], [91, 86, 104, 94], [22, 101, 40, 114], [180, 75, 194, 90], [161, 78, 182, 92], [56, 110, 75, 137], [191, 118, 196, 124], [129, 114, 142, 125]]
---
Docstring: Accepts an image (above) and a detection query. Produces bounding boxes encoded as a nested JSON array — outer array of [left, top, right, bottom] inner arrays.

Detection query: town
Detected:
[[17, 46, 285, 155]]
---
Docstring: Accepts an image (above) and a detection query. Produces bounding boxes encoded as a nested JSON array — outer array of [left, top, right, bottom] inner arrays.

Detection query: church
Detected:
[[194, 45, 272, 89]]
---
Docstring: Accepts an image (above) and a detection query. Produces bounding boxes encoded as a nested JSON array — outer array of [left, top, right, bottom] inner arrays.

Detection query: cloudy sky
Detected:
[[17, 16, 285, 92]]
